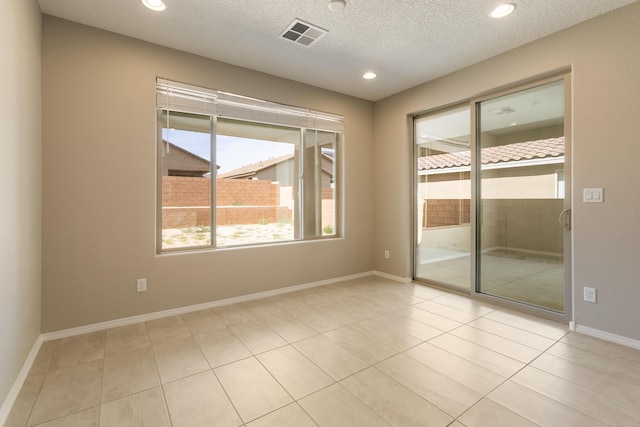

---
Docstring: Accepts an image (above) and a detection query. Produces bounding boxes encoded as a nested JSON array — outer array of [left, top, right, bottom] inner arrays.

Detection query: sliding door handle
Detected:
[[559, 208, 571, 231]]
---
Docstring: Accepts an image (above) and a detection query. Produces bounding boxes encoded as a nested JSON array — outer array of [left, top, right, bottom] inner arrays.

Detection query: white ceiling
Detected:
[[37, 0, 638, 101]]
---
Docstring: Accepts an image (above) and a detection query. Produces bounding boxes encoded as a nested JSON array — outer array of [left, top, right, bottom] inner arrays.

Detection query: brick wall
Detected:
[[424, 199, 470, 228], [162, 176, 210, 207], [162, 177, 279, 207], [322, 188, 334, 200], [216, 179, 278, 207], [161, 177, 288, 228], [217, 206, 291, 226]]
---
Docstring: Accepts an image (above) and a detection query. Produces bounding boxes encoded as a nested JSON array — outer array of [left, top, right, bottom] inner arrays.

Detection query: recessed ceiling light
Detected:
[[490, 3, 516, 18], [328, 0, 347, 11], [142, 0, 166, 11], [363, 72, 377, 80]]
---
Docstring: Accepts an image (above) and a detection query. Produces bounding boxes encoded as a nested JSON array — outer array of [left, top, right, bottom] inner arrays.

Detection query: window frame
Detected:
[[155, 79, 343, 254]]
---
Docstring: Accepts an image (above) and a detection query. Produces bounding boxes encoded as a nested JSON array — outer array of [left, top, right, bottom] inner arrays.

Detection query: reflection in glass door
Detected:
[[476, 79, 569, 312], [414, 105, 471, 291]]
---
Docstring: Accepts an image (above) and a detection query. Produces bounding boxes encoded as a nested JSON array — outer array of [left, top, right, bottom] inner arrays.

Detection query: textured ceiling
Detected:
[[37, 0, 638, 101]]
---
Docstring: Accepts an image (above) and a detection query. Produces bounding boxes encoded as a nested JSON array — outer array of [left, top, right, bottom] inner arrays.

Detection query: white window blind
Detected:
[[156, 78, 344, 132]]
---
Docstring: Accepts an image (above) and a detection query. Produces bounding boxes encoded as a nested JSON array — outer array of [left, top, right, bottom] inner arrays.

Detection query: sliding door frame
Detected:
[[413, 71, 572, 323]]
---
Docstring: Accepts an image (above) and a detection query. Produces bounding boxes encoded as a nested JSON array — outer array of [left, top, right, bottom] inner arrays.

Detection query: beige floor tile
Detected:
[[290, 289, 344, 308], [458, 398, 537, 427], [337, 296, 387, 319], [258, 312, 318, 343], [213, 303, 258, 326], [353, 317, 424, 352], [546, 341, 640, 384], [271, 296, 317, 314], [467, 317, 556, 351], [214, 357, 292, 422], [299, 383, 391, 427], [163, 370, 242, 427], [99, 387, 170, 427], [414, 300, 482, 323], [104, 323, 151, 357], [4, 373, 45, 427], [146, 315, 191, 346], [376, 354, 482, 418], [193, 328, 251, 368], [489, 380, 607, 426], [285, 305, 344, 332], [49, 332, 105, 371], [448, 422, 466, 427], [245, 403, 316, 427], [30, 341, 60, 375], [33, 406, 99, 427], [356, 291, 420, 312], [257, 345, 334, 399], [29, 360, 103, 425], [180, 309, 226, 335], [432, 294, 497, 317], [484, 310, 568, 340], [429, 334, 524, 378], [293, 335, 368, 380], [531, 353, 640, 408], [153, 335, 209, 384], [405, 342, 506, 395], [101, 346, 160, 403], [237, 299, 288, 318], [377, 311, 447, 341], [561, 331, 640, 366], [512, 366, 639, 426], [393, 307, 462, 332], [229, 319, 287, 354], [314, 302, 367, 325], [450, 325, 542, 363], [341, 368, 453, 427], [324, 325, 397, 365], [409, 284, 450, 300]]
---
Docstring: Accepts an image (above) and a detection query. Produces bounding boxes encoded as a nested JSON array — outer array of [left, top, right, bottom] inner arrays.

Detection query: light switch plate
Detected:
[[583, 188, 603, 203]]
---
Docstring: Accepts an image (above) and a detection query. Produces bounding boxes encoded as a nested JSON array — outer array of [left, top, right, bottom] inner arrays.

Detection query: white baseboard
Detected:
[[372, 270, 412, 283], [41, 271, 375, 342], [0, 335, 43, 426], [575, 324, 640, 350]]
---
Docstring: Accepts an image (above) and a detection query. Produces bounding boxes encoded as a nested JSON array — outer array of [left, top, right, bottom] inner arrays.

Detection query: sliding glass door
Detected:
[[414, 75, 571, 317], [476, 79, 569, 312], [414, 105, 471, 291]]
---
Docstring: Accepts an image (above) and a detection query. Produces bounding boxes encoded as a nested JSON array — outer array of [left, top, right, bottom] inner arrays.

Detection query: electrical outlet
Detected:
[[584, 287, 596, 303], [384, 250, 390, 259], [137, 278, 147, 292]]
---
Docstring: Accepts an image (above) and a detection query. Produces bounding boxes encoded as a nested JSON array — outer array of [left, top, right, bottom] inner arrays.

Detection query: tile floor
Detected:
[[6, 276, 640, 426]]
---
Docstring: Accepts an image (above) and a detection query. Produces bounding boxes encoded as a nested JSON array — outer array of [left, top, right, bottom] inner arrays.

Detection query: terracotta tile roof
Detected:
[[217, 153, 294, 179], [418, 137, 564, 171]]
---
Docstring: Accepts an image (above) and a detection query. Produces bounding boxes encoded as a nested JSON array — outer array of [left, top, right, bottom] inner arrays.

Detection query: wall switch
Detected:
[[384, 250, 390, 259], [137, 278, 147, 292], [584, 287, 596, 303], [583, 188, 603, 203]]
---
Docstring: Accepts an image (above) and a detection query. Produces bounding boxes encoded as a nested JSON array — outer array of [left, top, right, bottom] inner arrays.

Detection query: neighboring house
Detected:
[[162, 140, 211, 177], [218, 150, 335, 190], [217, 153, 295, 183]]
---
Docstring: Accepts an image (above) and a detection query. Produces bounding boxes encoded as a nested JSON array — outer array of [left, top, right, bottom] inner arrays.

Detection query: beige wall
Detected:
[[373, 3, 640, 339], [41, 17, 374, 332], [0, 0, 42, 409]]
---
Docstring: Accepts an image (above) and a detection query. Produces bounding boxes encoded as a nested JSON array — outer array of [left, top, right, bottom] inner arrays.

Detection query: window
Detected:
[[156, 79, 342, 252]]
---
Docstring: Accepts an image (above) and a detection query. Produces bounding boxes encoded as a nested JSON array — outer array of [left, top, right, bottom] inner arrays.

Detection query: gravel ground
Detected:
[[162, 223, 294, 249]]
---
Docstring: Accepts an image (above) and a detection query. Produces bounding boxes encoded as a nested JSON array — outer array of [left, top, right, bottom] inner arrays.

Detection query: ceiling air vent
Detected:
[[280, 19, 328, 47]]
